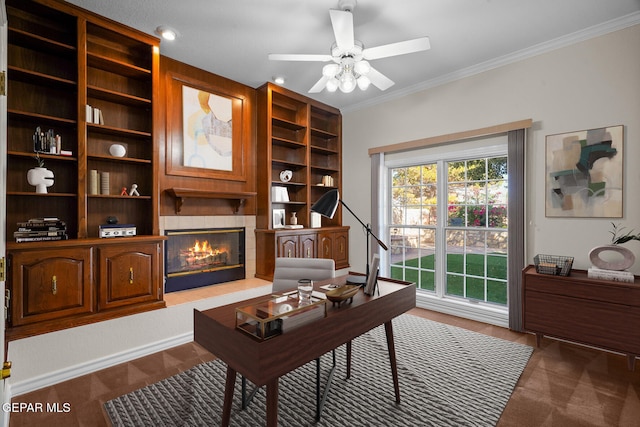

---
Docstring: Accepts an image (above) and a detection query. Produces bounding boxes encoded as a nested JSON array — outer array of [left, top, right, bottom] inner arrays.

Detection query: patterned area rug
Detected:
[[105, 314, 532, 426]]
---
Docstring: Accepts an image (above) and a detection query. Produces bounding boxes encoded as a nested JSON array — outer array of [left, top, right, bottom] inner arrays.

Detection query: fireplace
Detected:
[[165, 227, 245, 293]]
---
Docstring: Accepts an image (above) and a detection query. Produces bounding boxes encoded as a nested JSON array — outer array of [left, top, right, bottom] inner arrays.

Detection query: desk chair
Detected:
[[242, 257, 339, 420]]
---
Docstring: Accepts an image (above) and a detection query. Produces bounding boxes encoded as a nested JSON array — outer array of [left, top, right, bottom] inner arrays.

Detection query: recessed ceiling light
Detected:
[[155, 26, 177, 41], [273, 76, 285, 85]]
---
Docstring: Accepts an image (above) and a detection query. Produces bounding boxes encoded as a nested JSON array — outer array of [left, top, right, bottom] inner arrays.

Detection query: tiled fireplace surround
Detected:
[[159, 215, 257, 290]]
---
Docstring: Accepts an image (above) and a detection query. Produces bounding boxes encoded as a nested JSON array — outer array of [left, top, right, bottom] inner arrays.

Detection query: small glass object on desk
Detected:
[[235, 293, 327, 340], [297, 279, 313, 304]]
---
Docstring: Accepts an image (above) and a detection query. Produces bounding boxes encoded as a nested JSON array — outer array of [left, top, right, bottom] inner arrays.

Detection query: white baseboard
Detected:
[[10, 332, 193, 397]]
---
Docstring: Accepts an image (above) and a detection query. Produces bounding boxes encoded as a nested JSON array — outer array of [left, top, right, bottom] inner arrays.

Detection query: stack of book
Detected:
[[587, 267, 634, 283], [14, 218, 68, 243]]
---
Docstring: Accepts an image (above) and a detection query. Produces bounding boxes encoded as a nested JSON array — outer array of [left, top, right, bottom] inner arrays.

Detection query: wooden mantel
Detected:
[[166, 188, 257, 214]]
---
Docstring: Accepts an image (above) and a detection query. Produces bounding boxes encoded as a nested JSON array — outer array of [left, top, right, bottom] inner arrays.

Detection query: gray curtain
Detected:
[[370, 152, 383, 259], [507, 129, 526, 331]]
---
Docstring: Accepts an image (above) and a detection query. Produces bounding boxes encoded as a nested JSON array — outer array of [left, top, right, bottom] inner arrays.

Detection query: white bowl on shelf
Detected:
[[109, 144, 126, 157]]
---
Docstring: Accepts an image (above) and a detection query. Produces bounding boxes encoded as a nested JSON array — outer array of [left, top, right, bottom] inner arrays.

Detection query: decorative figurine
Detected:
[[129, 183, 139, 196], [120, 187, 128, 196]]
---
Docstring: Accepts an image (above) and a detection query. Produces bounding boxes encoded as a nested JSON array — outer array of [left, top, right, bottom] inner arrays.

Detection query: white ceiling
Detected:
[[67, 0, 640, 111]]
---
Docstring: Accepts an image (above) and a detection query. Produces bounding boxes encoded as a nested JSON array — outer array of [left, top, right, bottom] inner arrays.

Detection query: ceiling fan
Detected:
[[269, 0, 430, 94]]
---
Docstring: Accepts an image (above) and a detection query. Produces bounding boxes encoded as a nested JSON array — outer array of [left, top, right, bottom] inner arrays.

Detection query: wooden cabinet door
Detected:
[[299, 233, 316, 258], [318, 232, 333, 259], [277, 234, 298, 258], [333, 230, 349, 269], [98, 243, 160, 310], [10, 248, 94, 326]]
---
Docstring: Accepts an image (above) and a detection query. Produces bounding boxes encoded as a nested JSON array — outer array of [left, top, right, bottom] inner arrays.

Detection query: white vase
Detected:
[[589, 244, 635, 271], [27, 167, 54, 194]]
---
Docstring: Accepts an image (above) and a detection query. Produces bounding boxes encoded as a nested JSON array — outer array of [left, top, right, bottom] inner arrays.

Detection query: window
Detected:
[[444, 157, 508, 305], [386, 140, 509, 311]]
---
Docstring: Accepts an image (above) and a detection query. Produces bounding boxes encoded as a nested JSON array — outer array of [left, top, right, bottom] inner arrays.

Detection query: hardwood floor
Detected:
[[8, 306, 640, 426]]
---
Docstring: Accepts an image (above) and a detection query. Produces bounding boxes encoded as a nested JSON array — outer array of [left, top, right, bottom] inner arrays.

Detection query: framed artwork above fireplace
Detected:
[[165, 71, 249, 182]]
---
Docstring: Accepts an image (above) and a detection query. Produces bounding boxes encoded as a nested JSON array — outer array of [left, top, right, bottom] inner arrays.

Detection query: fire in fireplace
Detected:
[[165, 228, 245, 293]]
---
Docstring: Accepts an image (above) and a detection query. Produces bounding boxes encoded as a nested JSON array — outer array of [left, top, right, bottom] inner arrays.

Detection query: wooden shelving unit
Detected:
[[255, 83, 349, 280], [4, 0, 164, 340]]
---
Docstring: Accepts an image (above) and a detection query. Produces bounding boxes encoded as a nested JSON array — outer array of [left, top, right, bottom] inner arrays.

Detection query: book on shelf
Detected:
[[272, 186, 289, 202], [28, 217, 60, 222], [17, 225, 67, 232], [18, 218, 66, 229], [15, 235, 68, 243], [14, 230, 67, 238], [587, 267, 634, 283]]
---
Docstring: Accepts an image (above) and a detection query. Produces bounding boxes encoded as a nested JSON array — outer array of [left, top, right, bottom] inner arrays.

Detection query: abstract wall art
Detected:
[[545, 125, 623, 217]]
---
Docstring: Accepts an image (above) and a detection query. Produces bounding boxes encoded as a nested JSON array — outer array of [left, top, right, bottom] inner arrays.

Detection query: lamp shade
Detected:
[[311, 189, 339, 219]]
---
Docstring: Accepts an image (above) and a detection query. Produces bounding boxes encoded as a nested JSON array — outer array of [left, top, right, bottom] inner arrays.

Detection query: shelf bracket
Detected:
[[174, 195, 185, 214]]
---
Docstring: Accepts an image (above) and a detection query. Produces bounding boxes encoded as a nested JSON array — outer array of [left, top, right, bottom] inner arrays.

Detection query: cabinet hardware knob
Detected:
[[129, 267, 134, 284], [287, 250, 292, 257], [52, 275, 57, 295], [307, 248, 310, 257]]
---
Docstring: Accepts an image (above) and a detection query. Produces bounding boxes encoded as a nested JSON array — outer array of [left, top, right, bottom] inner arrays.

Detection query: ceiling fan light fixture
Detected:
[[339, 71, 356, 93], [357, 75, 371, 90], [354, 60, 370, 75], [322, 63, 340, 78], [326, 77, 339, 92]]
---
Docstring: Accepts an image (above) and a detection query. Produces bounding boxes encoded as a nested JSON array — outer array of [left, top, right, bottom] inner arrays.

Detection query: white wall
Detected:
[[342, 24, 640, 276]]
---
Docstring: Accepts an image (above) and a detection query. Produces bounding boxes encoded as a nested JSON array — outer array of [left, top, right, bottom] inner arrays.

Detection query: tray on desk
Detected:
[[235, 294, 327, 340]]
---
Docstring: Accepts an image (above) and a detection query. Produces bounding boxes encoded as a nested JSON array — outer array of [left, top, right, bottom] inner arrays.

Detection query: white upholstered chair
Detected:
[[271, 256, 336, 292], [242, 257, 338, 420]]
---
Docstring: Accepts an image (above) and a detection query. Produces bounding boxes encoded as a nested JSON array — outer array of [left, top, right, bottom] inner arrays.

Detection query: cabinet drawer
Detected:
[[98, 243, 160, 310], [10, 248, 94, 326], [524, 274, 640, 306], [524, 290, 640, 354]]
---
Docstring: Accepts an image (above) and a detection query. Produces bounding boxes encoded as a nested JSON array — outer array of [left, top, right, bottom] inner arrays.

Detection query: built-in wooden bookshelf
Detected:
[[5, 0, 164, 340], [255, 83, 349, 280]]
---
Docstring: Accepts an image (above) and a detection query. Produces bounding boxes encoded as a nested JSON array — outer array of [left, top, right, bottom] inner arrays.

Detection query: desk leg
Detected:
[[222, 366, 236, 427], [384, 320, 401, 404], [266, 378, 279, 427], [346, 340, 352, 379]]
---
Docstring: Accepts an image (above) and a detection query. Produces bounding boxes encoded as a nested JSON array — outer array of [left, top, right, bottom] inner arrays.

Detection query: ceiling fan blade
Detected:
[[309, 76, 330, 93], [367, 66, 395, 91], [363, 37, 430, 60], [329, 9, 354, 51], [269, 53, 333, 62]]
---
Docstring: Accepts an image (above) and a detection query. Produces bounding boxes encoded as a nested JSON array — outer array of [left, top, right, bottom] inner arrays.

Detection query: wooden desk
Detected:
[[194, 276, 416, 427]]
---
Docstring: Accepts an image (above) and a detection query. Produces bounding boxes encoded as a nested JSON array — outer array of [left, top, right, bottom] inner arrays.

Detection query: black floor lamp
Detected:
[[311, 189, 388, 286]]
